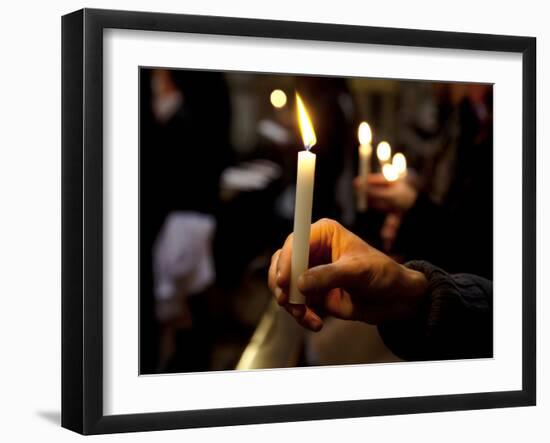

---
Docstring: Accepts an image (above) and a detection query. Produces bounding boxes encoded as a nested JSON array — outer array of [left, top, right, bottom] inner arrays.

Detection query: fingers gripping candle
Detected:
[[289, 94, 317, 305]]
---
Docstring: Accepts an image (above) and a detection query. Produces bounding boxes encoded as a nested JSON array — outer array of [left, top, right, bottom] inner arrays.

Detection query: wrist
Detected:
[[403, 267, 429, 305]]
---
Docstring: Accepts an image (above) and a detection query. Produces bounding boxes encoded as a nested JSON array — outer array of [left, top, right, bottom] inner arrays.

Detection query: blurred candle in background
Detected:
[[356, 121, 372, 212], [392, 152, 407, 179], [382, 163, 399, 182], [377, 141, 392, 170], [289, 93, 317, 305]]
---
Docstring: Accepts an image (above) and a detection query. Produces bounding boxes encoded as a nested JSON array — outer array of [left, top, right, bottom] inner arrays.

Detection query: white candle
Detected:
[[289, 94, 317, 305], [289, 150, 316, 304], [357, 122, 372, 212]]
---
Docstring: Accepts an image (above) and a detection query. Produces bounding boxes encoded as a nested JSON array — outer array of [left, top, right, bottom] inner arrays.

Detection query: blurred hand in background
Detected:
[[354, 173, 418, 213]]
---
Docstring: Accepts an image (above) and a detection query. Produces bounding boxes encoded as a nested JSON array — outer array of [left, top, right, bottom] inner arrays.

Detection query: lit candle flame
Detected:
[[392, 152, 407, 177], [358, 121, 372, 145], [296, 93, 317, 150], [382, 163, 399, 182], [377, 141, 391, 163]]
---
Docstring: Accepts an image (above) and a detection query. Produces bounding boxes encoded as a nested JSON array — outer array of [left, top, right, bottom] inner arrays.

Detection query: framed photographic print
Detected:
[[62, 8, 536, 435]]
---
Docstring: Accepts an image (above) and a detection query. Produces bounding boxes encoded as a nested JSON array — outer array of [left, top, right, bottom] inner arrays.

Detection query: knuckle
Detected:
[[271, 249, 281, 262], [319, 217, 335, 226], [347, 255, 370, 278], [318, 217, 342, 232]]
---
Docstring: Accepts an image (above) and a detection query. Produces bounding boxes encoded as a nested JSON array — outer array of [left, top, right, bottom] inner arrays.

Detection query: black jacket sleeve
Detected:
[[377, 260, 493, 361]]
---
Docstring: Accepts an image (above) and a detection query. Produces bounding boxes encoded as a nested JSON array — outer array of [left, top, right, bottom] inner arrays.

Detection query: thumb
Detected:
[[297, 261, 349, 296]]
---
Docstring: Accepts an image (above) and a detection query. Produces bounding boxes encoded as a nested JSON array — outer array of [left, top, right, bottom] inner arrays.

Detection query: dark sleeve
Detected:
[[377, 260, 493, 361]]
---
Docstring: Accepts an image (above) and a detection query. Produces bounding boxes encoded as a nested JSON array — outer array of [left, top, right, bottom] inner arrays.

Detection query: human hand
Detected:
[[268, 218, 428, 332], [354, 173, 418, 213]]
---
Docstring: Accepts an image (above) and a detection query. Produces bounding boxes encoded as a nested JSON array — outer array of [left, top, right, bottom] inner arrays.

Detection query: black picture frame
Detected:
[[62, 8, 536, 435]]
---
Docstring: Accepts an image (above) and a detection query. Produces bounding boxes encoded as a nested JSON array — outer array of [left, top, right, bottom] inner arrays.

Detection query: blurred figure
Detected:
[[140, 69, 232, 373], [358, 83, 493, 279], [153, 212, 216, 370]]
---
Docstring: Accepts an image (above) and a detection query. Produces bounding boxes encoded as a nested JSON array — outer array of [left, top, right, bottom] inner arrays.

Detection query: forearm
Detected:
[[378, 260, 493, 361]]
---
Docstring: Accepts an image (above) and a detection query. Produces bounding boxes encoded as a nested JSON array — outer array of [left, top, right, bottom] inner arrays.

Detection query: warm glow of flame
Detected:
[[359, 144, 372, 157], [358, 121, 372, 145], [296, 93, 317, 150], [392, 152, 407, 177], [382, 163, 399, 182], [270, 89, 287, 108], [377, 141, 391, 162]]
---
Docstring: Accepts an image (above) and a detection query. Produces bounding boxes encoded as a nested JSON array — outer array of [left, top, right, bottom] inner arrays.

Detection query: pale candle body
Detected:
[[289, 150, 316, 304], [357, 144, 371, 212]]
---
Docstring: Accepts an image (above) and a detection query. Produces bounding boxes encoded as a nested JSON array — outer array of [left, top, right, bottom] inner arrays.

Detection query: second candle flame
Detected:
[[377, 141, 392, 163], [296, 93, 317, 150]]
